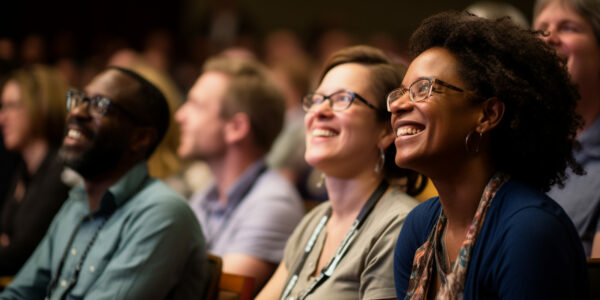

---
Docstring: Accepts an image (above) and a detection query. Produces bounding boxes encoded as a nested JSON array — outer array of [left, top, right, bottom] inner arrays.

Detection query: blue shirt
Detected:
[[549, 117, 600, 256], [190, 159, 304, 263], [1, 163, 207, 300], [394, 180, 588, 300]]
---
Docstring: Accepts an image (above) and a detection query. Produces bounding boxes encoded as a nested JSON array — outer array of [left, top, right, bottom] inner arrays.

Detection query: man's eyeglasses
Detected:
[[66, 89, 140, 123], [386, 78, 467, 111], [302, 90, 377, 112]]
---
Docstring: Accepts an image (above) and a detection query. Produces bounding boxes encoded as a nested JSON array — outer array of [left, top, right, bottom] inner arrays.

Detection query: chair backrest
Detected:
[[205, 254, 222, 300], [218, 272, 255, 300], [588, 258, 600, 299], [0, 276, 13, 289]]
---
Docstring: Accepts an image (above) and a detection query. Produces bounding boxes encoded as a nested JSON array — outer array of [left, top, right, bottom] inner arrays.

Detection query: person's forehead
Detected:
[[404, 48, 461, 84], [84, 69, 139, 102], [189, 71, 230, 102]]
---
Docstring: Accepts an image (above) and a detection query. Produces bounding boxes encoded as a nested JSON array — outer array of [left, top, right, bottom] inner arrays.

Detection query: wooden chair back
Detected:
[[205, 254, 222, 300], [218, 272, 255, 300]]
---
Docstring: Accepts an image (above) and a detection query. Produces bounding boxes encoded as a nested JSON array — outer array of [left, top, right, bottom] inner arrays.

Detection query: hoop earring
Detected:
[[374, 147, 385, 174], [465, 130, 483, 153]]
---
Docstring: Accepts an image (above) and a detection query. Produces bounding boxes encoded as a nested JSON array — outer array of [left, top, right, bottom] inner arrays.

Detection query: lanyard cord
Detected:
[[280, 180, 389, 300], [45, 214, 109, 300], [205, 165, 267, 248], [44, 175, 148, 300]]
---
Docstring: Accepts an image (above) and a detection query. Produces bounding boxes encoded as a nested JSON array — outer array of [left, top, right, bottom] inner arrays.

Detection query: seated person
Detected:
[[0, 67, 207, 299], [0, 65, 70, 276], [257, 45, 424, 300], [175, 57, 304, 291], [534, 0, 600, 258], [391, 11, 588, 299]]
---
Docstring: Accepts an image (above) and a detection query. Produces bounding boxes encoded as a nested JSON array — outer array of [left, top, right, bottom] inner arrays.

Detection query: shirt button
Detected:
[[89, 265, 95, 272], [60, 280, 67, 287], [71, 248, 77, 256]]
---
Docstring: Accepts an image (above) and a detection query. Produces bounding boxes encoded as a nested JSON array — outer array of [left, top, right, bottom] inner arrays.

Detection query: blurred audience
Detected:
[[533, 0, 600, 258], [0, 65, 70, 276], [466, 1, 529, 27]]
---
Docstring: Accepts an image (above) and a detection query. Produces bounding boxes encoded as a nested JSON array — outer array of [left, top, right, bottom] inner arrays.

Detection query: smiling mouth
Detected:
[[312, 128, 338, 137], [396, 126, 423, 137], [65, 128, 90, 144]]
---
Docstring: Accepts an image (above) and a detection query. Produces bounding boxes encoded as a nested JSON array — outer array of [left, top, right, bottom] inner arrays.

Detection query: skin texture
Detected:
[[391, 48, 484, 180], [175, 71, 228, 161], [534, 0, 600, 132], [0, 81, 30, 151], [304, 63, 388, 179]]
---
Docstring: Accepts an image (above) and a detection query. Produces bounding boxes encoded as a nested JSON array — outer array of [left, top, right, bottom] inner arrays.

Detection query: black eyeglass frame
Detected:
[[66, 89, 141, 123], [302, 90, 378, 112], [386, 77, 468, 111]]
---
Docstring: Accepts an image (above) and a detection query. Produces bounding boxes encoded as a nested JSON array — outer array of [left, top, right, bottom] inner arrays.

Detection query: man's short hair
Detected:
[[202, 57, 286, 152], [109, 66, 170, 158]]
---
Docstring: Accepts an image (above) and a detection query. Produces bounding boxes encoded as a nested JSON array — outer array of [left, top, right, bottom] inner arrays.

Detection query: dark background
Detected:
[[0, 0, 536, 53]]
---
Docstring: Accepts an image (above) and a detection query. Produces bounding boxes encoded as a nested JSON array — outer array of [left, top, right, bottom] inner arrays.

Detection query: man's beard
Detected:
[[59, 126, 129, 180]]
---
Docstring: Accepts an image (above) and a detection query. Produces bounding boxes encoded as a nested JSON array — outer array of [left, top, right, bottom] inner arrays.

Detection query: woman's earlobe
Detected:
[[378, 127, 396, 149]]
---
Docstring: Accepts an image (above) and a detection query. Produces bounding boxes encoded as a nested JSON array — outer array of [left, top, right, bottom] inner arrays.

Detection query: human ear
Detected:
[[377, 123, 395, 150], [477, 97, 505, 133], [131, 126, 157, 155], [224, 112, 251, 144]]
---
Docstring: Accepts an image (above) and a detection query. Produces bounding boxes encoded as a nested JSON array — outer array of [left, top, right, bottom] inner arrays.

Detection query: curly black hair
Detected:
[[409, 11, 583, 192]]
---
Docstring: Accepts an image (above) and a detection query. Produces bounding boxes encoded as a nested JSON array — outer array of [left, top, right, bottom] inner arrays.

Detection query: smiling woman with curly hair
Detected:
[[389, 11, 588, 299]]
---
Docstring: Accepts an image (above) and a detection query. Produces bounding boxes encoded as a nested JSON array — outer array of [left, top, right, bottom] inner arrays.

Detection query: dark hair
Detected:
[[109, 66, 170, 158], [320, 45, 427, 196], [409, 11, 583, 192]]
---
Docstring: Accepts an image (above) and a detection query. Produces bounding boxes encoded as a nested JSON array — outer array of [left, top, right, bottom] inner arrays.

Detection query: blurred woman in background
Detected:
[[533, 0, 600, 258], [0, 65, 70, 276]]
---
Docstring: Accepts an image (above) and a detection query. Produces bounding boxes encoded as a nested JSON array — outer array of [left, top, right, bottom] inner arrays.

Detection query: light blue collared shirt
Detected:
[[1, 163, 207, 300]]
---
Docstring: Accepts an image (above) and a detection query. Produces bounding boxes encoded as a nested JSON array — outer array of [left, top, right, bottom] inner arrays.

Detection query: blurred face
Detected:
[[0, 80, 31, 152], [534, 1, 600, 88], [59, 70, 139, 178], [175, 71, 228, 161], [304, 63, 387, 178], [389, 47, 481, 176]]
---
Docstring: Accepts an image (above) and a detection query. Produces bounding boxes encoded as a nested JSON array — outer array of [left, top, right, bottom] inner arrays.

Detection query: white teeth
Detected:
[[312, 128, 337, 137], [67, 129, 83, 140], [397, 127, 423, 136]]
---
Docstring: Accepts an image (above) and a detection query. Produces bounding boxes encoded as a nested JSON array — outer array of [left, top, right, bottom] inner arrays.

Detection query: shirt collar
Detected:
[[204, 159, 267, 210], [70, 162, 150, 216]]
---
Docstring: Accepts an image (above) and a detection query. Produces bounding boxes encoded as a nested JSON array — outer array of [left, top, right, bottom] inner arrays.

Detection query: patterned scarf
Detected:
[[405, 173, 509, 300]]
